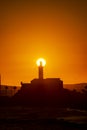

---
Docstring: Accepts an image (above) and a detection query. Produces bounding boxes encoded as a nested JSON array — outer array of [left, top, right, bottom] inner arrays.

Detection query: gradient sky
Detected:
[[0, 0, 87, 86]]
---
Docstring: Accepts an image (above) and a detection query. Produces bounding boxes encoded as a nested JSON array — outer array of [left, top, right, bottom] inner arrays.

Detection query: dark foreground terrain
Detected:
[[0, 107, 87, 130]]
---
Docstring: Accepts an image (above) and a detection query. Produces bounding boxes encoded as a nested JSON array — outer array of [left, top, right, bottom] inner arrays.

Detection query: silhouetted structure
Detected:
[[14, 60, 63, 106], [38, 61, 44, 80], [14, 77, 63, 106]]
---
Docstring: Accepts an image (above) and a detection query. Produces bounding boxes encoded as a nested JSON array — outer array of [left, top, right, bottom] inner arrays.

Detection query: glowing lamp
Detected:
[[36, 58, 46, 67]]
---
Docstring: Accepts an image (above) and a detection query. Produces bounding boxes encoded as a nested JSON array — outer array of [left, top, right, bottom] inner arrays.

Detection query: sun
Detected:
[[36, 58, 46, 67]]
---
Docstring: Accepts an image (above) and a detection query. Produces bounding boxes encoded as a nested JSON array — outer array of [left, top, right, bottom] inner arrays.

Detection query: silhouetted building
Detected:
[[21, 78, 63, 92], [14, 61, 63, 106], [31, 78, 63, 90], [14, 77, 63, 106]]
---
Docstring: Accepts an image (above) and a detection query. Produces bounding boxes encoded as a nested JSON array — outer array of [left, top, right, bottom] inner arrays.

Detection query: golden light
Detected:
[[36, 58, 46, 67]]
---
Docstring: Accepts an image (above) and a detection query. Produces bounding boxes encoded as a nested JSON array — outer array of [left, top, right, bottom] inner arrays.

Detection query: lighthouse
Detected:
[[36, 58, 46, 80], [38, 61, 43, 80]]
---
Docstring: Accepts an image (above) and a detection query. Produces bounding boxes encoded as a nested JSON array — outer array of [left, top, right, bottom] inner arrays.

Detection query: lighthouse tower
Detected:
[[38, 61, 43, 80]]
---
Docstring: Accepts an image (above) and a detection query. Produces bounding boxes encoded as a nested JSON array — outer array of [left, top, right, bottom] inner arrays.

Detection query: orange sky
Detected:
[[0, 0, 87, 86]]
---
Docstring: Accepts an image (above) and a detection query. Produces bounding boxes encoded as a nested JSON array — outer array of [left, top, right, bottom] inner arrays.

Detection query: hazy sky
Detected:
[[0, 0, 87, 86]]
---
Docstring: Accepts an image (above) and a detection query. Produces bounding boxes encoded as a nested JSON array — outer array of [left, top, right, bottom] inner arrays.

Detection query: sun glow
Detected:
[[36, 58, 46, 67]]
